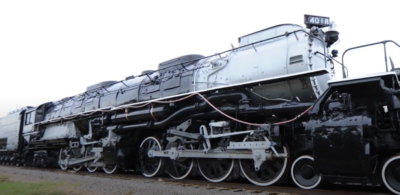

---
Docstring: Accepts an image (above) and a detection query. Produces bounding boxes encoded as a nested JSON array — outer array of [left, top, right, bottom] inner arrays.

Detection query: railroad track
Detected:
[[0, 164, 392, 195]]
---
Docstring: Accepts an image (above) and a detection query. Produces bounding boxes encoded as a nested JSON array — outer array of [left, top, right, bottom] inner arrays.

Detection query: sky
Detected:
[[0, 0, 399, 117]]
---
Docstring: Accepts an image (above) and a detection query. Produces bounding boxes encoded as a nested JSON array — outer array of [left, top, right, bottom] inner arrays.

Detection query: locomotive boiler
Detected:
[[2, 14, 400, 194]]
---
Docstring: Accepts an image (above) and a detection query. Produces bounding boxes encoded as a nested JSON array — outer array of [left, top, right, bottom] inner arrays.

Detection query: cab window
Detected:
[[25, 112, 34, 125]]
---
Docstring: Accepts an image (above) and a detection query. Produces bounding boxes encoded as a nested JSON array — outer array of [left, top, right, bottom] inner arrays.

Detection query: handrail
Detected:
[[342, 40, 400, 78]]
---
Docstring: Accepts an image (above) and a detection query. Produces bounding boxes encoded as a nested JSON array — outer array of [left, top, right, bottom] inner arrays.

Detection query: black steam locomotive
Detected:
[[1, 15, 400, 194]]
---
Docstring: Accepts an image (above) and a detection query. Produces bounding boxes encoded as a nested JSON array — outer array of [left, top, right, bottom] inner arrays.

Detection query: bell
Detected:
[[325, 21, 339, 47]]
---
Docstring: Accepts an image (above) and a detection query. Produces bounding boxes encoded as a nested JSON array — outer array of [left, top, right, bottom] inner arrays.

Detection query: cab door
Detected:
[[22, 111, 35, 134]]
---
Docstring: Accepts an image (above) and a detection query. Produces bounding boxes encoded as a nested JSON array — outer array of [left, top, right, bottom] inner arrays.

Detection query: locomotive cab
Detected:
[[300, 71, 400, 190]]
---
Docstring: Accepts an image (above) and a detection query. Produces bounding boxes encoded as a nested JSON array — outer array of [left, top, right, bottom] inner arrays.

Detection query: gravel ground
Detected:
[[0, 166, 297, 195]]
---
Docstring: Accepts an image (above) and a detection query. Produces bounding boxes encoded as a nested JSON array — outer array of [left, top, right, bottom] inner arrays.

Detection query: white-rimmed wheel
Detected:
[[139, 137, 163, 177], [167, 156, 194, 180], [239, 146, 288, 186], [291, 155, 321, 189], [166, 143, 194, 180], [85, 146, 98, 173], [197, 158, 234, 182], [382, 155, 400, 194], [58, 147, 69, 171], [73, 165, 83, 171], [103, 164, 118, 174]]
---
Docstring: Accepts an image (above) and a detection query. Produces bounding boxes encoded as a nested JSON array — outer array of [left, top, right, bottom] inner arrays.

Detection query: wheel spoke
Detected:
[[217, 165, 224, 175]]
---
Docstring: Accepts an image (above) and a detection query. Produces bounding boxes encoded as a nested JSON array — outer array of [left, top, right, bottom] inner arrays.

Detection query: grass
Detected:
[[0, 175, 80, 195]]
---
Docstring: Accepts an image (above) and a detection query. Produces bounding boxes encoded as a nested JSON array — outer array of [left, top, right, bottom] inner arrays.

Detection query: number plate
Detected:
[[304, 15, 330, 28]]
